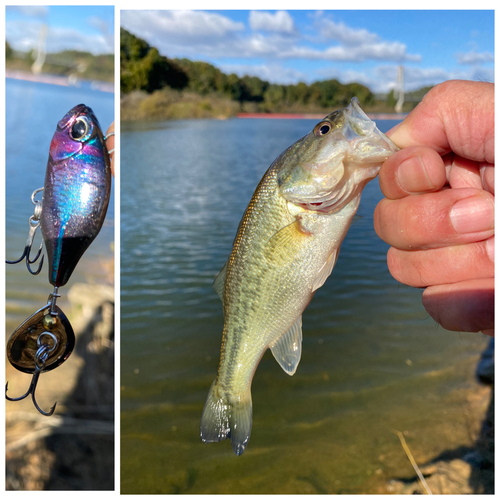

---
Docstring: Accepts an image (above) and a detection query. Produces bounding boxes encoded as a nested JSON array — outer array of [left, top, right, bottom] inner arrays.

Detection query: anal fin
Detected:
[[270, 316, 303, 376]]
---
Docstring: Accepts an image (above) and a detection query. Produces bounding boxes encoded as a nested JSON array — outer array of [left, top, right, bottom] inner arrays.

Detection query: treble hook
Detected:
[[6, 187, 44, 275], [5, 332, 58, 416]]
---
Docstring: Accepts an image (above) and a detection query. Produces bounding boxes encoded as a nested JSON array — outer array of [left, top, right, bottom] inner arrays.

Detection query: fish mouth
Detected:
[[297, 202, 337, 214], [287, 164, 381, 215], [293, 183, 351, 214]]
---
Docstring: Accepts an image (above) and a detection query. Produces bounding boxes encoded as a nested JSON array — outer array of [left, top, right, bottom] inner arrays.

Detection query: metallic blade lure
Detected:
[[6, 104, 112, 415]]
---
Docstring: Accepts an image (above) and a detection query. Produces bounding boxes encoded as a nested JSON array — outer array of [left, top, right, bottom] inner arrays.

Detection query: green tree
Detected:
[[120, 28, 187, 93], [239, 75, 268, 102], [386, 89, 397, 108], [263, 84, 286, 110], [6, 40, 13, 60], [120, 27, 388, 112]]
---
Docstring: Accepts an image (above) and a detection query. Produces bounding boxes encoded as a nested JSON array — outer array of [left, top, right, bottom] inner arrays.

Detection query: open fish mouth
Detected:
[[291, 163, 381, 215], [277, 98, 397, 214]]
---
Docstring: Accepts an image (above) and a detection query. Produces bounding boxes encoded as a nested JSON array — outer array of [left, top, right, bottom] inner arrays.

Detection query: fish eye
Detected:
[[314, 121, 332, 137], [70, 116, 92, 141]]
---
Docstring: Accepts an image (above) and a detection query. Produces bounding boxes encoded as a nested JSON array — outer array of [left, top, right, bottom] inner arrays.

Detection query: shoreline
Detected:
[[120, 89, 414, 123], [6, 69, 114, 93], [237, 112, 408, 120]]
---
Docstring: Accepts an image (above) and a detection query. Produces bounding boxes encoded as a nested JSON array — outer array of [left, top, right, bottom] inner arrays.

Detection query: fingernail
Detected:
[[450, 196, 495, 234], [386, 122, 401, 137], [396, 156, 436, 193], [486, 236, 494, 263]]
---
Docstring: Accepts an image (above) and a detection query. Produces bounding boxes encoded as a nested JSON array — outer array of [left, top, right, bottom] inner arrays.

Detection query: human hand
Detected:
[[106, 122, 115, 177], [374, 80, 494, 335]]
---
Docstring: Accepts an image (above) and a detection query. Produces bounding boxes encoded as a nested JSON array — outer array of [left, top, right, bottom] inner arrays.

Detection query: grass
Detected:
[[121, 89, 417, 122]]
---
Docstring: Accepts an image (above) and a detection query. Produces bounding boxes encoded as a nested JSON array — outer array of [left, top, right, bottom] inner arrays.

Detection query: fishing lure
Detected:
[[5, 104, 112, 416]]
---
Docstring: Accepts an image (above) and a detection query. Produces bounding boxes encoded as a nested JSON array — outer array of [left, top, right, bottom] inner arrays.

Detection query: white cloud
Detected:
[[119, 10, 493, 93], [6, 6, 48, 17], [121, 10, 421, 64], [285, 41, 421, 63], [249, 11, 296, 34], [218, 62, 307, 85], [316, 63, 494, 94], [318, 18, 379, 46], [87, 15, 110, 34], [316, 66, 374, 88], [456, 51, 494, 65], [87, 16, 114, 53], [6, 20, 113, 55], [311, 16, 421, 63], [370, 65, 495, 93], [121, 10, 243, 47], [467, 66, 494, 83], [120, 10, 251, 63]]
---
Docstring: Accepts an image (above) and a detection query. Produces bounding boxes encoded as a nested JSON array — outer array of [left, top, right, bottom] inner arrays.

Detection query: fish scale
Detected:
[[201, 98, 398, 455]]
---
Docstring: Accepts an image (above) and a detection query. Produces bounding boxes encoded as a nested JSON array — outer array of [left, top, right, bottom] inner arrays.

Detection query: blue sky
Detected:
[[5, 5, 114, 55], [120, 9, 494, 93]]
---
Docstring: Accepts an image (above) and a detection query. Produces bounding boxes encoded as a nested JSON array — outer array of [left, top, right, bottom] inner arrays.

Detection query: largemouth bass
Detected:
[[200, 98, 398, 455]]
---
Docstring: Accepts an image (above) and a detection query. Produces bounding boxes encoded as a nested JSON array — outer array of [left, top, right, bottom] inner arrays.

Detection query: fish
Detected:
[[5, 104, 111, 415], [200, 97, 398, 455]]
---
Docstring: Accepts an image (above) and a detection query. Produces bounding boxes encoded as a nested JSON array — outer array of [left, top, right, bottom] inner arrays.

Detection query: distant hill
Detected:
[[5, 40, 113, 82], [119, 28, 430, 121]]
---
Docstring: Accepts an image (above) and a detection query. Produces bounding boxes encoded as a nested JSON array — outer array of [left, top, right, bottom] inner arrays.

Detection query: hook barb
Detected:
[[6, 188, 44, 275], [5, 369, 56, 416], [6, 243, 44, 275]]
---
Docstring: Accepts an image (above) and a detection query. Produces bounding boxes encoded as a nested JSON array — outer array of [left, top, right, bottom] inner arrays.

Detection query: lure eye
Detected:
[[70, 116, 92, 141], [314, 122, 332, 137]]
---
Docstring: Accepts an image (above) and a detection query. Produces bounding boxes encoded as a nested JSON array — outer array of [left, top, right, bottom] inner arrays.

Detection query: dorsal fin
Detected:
[[213, 260, 228, 300]]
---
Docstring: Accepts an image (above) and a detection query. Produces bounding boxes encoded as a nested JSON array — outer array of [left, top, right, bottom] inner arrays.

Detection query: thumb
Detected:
[[389, 80, 494, 165]]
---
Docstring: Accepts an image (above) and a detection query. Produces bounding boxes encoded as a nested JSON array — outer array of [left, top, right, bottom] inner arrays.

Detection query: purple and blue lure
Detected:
[[6, 104, 112, 415]]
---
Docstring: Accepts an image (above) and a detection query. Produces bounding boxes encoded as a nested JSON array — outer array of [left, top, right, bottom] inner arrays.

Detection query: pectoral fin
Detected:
[[266, 219, 309, 265], [213, 260, 228, 300], [270, 316, 303, 376], [312, 248, 338, 292]]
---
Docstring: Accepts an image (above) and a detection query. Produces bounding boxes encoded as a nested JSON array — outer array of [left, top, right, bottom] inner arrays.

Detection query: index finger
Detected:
[[388, 80, 494, 165]]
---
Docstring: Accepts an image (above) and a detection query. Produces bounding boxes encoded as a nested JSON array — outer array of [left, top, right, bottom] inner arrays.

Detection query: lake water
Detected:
[[120, 117, 487, 493], [4, 78, 114, 401]]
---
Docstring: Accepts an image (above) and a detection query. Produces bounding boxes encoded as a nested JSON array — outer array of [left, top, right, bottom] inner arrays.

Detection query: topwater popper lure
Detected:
[[5, 104, 112, 416]]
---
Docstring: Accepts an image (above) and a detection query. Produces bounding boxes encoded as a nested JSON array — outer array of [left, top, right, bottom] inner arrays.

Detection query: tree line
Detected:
[[6, 41, 114, 82], [120, 28, 377, 110]]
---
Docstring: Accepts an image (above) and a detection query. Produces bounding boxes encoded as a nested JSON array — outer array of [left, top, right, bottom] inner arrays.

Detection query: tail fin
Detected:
[[200, 379, 252, 456]]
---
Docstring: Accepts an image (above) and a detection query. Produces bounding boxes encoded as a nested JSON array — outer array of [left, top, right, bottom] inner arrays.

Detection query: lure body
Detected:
[[41, 104, 111, 286]]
